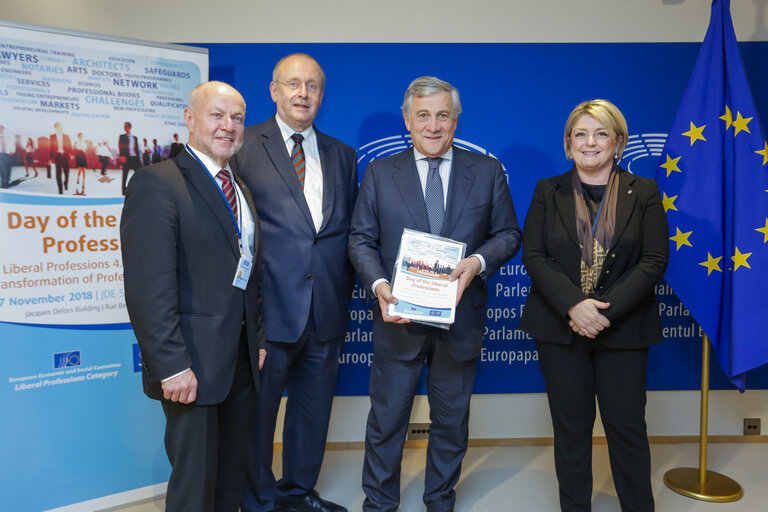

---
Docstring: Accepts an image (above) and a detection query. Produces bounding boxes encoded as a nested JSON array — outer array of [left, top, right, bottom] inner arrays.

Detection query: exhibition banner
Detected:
[[0, 21, 207, 512]]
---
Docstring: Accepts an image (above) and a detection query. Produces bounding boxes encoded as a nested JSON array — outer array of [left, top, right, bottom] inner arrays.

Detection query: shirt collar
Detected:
[[186, 144, 231, 178], [275, 114, 315, 144], [413, 146, 453, 162]]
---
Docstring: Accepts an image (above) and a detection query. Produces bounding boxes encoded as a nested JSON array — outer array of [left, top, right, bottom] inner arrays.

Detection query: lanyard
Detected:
[[186, 145, 243, 242], [591, 190, 606, 237]]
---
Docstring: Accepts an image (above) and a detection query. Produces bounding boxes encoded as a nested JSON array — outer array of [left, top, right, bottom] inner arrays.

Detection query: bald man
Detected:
[[234, 54, 357, 512], [122, 81, 266, 512]]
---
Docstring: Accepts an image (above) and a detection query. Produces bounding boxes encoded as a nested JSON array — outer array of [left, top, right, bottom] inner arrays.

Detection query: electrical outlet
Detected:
[[743, 418, 761, 435], [407, 422, 430, 440]]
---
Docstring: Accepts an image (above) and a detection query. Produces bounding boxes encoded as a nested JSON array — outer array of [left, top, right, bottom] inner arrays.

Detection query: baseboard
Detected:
[[273, 435, 768, 451]]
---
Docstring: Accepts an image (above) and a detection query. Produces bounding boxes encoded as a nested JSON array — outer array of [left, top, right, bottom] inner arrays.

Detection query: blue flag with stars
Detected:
[[655, 0, 768, 391]]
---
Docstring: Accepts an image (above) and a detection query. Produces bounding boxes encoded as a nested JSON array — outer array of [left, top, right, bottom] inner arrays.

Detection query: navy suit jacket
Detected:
[[232, 117, 358, 343], [518, 167, 669, 349], [121, 150, 266, 405], [348, 147, 521, 362]]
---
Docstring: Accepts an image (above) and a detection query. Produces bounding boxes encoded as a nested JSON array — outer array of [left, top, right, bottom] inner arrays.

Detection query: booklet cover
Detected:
[[387, 228, 467, 325]]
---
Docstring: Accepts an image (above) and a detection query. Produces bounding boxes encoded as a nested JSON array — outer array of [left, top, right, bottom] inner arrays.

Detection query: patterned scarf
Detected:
[[572, 166, 619, 293]]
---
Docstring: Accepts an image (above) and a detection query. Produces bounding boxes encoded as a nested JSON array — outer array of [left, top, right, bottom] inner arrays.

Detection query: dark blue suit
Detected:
[[348, 147, 521, 511], [234, 117, 358, 511]]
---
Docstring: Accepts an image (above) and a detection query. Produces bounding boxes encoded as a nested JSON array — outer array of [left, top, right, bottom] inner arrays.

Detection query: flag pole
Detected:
[[663, 333, 743, 502]]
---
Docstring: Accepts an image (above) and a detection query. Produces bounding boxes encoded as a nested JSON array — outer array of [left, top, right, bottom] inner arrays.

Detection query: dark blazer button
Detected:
[[313, 237, 319, 244], [307, 273, 313, 280]]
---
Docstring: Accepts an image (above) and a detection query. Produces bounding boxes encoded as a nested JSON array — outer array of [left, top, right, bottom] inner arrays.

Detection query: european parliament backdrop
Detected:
[[199, 42, 768, 394]]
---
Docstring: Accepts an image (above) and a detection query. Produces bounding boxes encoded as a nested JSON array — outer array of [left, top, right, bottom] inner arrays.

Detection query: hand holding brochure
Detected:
[[387, 229, 466, 325]]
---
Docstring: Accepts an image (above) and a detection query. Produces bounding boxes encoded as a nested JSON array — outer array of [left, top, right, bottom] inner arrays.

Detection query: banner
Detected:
[[202, 42, 768, 395], [0, 21, 207, 512]]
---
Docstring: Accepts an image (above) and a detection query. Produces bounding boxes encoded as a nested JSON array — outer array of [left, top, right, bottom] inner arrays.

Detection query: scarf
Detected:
[[572, 165, 619, 293]]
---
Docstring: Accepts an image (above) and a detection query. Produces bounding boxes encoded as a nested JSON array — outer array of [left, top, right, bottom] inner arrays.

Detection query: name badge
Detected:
[[232, 252, 253, 290]]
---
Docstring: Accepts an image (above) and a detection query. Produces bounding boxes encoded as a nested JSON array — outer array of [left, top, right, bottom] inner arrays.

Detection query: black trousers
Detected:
[[162, 335, 255, 512], [54, 153, 69, 194], [122, 156, 141, 194], [536, 338, 653, 512]]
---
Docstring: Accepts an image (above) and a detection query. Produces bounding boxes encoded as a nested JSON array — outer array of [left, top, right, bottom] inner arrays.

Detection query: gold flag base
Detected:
[[664, 468, 743, 502]]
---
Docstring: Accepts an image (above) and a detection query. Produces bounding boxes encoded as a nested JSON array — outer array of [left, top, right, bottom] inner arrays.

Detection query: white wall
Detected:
[[2, 0, 766, 441]]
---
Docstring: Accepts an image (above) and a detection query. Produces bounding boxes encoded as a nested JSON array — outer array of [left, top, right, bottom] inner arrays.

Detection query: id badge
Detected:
[[232, 253, 253, 290]]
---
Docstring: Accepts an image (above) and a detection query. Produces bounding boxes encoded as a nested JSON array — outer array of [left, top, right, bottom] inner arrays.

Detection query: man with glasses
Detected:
[[235, 53, 358, 512]]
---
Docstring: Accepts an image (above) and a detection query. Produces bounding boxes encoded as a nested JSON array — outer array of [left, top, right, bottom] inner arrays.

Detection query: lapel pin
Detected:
[[627, 189, 633, 194]]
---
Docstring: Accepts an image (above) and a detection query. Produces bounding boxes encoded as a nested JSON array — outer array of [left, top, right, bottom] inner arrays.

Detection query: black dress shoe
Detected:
[[281, 490, 347, 512]]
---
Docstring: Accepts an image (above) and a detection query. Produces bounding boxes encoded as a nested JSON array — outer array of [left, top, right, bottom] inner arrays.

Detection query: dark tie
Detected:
[[425, 157, 444, 234], [290, 133, 306, 188], [217, 169, 238, 219]]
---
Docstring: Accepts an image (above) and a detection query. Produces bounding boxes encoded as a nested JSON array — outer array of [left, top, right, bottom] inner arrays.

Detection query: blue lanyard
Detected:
[[185, 145, 242, 241], [591, 191, 606, 237]]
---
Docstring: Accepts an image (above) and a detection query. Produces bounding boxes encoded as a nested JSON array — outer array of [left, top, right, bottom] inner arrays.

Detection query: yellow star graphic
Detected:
[[670, 227, 693, 250], [662, 192, 678, 212], [720, 106, 733, 129], [682, 122, 706, 145], [660, 154, 682, 177], [756, 218, 768, 243], [732, 111, 753, 136], [699, 252, 723, 276], [756, 141, 768, 166], [731, 247, 752, 270]]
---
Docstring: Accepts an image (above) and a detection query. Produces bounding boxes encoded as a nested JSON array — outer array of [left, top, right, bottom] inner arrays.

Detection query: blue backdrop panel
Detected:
[[197, 42, 768, 395]]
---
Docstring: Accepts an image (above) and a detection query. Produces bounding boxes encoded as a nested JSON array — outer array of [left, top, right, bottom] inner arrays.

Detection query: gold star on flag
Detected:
[[699, 252, 722, 276], [660, 154, 682, 177], [732, 111, 753, 136], [756, 141, 768, 165], [670, 227, 693, 250], [731, 247, 752, 270], [662, 192, 678, 212], [720, 106, 733, 129], [756, 218, 768, 243], [682, 122, 706, 145]]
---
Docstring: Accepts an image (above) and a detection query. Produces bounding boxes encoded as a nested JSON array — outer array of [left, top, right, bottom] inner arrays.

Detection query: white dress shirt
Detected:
[[275, 114, 324, 232]]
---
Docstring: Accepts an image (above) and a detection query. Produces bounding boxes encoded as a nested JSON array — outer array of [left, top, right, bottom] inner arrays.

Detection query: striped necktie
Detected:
[[291, 133, 306, 188], [217, 169, 237, 219]]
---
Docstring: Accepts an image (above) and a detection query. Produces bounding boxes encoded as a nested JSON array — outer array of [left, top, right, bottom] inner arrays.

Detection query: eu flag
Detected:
[[655, 0, 768, 391]]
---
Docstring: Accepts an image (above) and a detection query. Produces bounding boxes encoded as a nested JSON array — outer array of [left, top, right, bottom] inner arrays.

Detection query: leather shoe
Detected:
[[281, 490, 347, 512]]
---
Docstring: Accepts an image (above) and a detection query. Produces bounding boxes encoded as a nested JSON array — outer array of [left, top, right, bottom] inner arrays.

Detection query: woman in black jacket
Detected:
[[520, 99, 669, 512]]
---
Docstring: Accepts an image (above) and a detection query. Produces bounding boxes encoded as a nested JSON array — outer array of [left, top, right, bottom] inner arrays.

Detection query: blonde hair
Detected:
[[563, 99, 628, 160]]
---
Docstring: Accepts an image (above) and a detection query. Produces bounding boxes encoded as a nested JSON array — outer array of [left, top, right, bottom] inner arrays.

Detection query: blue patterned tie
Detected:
[[425, 157, 444, 234]]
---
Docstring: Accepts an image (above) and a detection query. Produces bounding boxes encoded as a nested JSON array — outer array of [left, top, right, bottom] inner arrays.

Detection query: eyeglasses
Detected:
[[275, 80, 322, 94]]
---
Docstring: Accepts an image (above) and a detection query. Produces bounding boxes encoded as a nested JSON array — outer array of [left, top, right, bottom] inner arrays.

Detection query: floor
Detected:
[[112, 442, 767, 511]]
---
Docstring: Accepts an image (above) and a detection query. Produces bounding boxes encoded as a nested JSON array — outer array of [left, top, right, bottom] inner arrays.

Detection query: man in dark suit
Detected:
[[119, 121, 141, 195], [235, 53, 357, 512], [348, 76, 522, 512], [121, 81, 267, 512], [50, 122, 72, 194], [170, 133, 184, 158]]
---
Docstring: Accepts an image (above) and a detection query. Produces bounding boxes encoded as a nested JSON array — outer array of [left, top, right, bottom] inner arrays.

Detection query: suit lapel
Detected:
[[177, 150, 240, 257], [261, 118, 316, 231], [610, 169, 637, 250], [554, 170, 580, 247], [316, 130, 336, 233], [442, 148, 476, 236], [392, 149, 430, 231]]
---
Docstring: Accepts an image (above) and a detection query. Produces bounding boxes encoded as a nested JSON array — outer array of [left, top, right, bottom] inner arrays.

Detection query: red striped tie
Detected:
[[217, 169, 237, 219], [291, 133, 306, 188]]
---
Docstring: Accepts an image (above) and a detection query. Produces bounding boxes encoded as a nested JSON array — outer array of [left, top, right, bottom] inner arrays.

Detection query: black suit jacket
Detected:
[[519, 167, 669, 349], [119, 133, 139, 158], [232, 117, 358, 343], [121, 150, 265, 404]]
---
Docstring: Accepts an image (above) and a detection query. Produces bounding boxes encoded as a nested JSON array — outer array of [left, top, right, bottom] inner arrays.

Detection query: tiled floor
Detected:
[[112, 442, 767, 511]]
